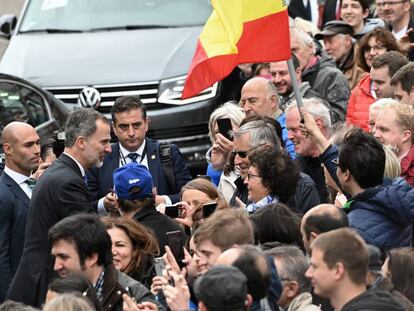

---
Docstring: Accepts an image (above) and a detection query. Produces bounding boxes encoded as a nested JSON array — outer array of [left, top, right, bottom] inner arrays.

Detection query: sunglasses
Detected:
[[232, 143, 266, 158]]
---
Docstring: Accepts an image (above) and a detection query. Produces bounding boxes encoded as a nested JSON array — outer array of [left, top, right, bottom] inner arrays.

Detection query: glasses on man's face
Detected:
[[232, 143, 266, 159], [377, 1, 407, 7]]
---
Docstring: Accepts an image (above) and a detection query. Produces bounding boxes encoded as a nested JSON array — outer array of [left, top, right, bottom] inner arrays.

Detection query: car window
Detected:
[[20, 0, 212, 31], [0, 81, 50, 128]]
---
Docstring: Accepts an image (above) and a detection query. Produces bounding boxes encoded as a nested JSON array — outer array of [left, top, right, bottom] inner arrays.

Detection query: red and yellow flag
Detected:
[[182, 0, 291, 99]]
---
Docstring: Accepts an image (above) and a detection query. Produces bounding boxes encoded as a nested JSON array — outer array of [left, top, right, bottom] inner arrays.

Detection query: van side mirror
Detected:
[[0, 15, 17, 39]]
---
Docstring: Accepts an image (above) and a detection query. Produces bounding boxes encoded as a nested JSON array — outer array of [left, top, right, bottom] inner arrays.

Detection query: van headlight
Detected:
[[158, 75, 218, 105]]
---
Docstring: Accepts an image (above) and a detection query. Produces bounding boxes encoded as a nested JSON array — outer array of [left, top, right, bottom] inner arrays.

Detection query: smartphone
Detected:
[[167, 230, 185, 268], [202, 202, 218, 219], [217, 118, 233, 141], [165, 204, 182, 218], [154, 257, 166, 276]]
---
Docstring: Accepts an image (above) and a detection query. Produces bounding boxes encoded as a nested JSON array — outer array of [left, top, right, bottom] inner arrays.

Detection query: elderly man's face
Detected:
[[323, 34, 352, 63], [290, 34, 314, 69], [286, 108, 316, 156], [240, 79, 277, 117]]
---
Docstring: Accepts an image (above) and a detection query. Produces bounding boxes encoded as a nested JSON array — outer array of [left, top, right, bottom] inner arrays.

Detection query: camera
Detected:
[[52, 130, 65, 158]]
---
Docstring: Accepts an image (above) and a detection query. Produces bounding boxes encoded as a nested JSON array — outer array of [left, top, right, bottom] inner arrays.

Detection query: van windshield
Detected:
[[19, 0, 212, 32]]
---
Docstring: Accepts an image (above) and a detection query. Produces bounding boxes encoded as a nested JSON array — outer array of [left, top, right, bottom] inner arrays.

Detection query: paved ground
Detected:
[[0, 0, 25, 60]]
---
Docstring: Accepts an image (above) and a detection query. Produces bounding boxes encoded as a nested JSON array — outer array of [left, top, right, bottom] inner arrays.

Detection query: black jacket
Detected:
[[7, 154, 96, 307], [297, 155, 328, 204], [230, 173, 320, 214], [132, 207, 186, 255], [341, 289, 404, 311], [101, 264, 163, 311], [0, 172, 31, 302]]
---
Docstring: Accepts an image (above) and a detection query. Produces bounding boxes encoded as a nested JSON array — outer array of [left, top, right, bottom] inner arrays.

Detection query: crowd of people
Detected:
[[1, 0, 414, 310]]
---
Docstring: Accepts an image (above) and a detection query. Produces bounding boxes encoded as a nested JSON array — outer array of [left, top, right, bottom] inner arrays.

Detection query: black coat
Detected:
[[133, 207, 186, 256], [7, 154, 96, 307], [0, 172, 30, 302]]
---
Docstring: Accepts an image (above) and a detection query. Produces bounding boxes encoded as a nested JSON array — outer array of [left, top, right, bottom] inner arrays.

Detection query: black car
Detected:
[[0, 72, 69, 137]]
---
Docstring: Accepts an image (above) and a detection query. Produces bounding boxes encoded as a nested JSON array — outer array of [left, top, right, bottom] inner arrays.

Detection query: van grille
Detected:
[[46, 81, 163, 113]]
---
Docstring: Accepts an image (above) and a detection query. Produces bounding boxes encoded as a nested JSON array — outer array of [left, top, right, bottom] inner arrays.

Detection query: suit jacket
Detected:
[[0, 173, 30, 302], [288, 0, 312, 21], [87, 138, 192, 205], [322, 0, 339, 27], [7, 154, 96, 307]]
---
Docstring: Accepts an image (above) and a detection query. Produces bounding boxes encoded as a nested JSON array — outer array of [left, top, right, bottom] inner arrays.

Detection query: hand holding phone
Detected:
[[165, 203, 183, 219], [202, 202, 218, 218], [217, 118, 233, 141]]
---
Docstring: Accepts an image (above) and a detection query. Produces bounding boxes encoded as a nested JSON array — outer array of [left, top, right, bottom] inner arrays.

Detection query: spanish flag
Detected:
[[182, 0, 291, 99]]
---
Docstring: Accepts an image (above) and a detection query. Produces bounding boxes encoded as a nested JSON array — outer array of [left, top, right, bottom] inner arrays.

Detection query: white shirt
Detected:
[[98, 140, 172, 214], [4, 166, 32, 199], [393, 25, 408, 40], [302, 0, 319, 26], [119, 140, 148, 168]]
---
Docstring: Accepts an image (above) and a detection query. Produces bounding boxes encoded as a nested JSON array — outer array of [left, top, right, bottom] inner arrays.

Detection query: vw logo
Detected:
[[78, 87, 101, 108]]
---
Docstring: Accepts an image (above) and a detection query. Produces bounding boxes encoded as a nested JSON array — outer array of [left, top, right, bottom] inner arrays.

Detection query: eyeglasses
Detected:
[[232, 143, 266, 158], [365, 45, 386, 53], [247, 172, 261, 180], [377, 1, 407, 7]]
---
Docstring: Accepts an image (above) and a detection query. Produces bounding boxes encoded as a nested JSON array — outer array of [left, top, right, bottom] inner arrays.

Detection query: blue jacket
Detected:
[[347, 178, 414, 252], [320, 145, 414, 252]]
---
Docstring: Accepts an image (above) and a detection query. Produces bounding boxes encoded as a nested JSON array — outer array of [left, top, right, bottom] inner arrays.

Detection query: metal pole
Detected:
[[286, 58, 304, 119]]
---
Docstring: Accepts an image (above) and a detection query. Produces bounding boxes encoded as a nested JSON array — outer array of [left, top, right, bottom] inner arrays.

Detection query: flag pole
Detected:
[[286, 58, 304, 112]]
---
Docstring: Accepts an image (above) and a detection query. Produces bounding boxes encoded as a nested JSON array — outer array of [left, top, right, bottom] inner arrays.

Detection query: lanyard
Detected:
[[119, 143, 147, 166]]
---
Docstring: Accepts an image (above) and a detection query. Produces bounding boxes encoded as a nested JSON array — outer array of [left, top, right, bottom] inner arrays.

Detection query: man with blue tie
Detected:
[[0, 122, 40, 302], [87, 96, 192, 214]]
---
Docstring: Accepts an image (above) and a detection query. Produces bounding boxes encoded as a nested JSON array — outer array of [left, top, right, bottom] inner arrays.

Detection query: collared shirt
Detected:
[[63, 152, 86, 178], [119, 140, 148, 168], [4, 166, 32, 198], [246, 195, 279, 213], [94, 269, 105, 301]]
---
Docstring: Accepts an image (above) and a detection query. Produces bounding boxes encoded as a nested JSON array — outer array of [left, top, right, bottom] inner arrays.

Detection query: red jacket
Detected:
[[401, 144, 414, 187], [346, 75, 375, 131]]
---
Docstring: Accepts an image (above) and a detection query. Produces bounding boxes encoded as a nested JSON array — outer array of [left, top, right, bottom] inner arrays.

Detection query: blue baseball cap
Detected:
[[113, 163, 153, 200]]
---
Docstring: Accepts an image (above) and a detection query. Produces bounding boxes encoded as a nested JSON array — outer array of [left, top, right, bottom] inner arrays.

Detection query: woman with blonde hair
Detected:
[[176, 178, 229, 231], [206, 101, 245, 187], [43, 294, 95, 311]]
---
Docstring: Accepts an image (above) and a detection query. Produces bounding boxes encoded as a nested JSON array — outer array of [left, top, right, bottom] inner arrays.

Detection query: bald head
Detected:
[[300, 204, 349, 254], [1, 122, 36, 145], [240, 77, 278, 117], [216, 247, 241, 266], [2, 122, 40, 176]]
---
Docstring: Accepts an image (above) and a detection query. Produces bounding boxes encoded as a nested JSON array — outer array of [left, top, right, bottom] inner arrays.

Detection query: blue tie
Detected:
[[127, 153, 139, 163], [83, 175, 88, 186]]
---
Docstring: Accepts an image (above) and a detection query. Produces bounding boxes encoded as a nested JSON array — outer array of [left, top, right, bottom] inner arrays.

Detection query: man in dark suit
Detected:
[[7, 109, 112, 307], [0, 122, 40, 302], [87, 96, 192, 215]]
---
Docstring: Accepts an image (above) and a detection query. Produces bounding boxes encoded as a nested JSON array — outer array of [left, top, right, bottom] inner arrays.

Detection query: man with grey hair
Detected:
[[290, 27, 350, 123], [239, 76, 295, 159], [7, 108, 112, 307], [230, 118, 320, 213], [286, 98, 331, 203], [266, 246, 320, 311]]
